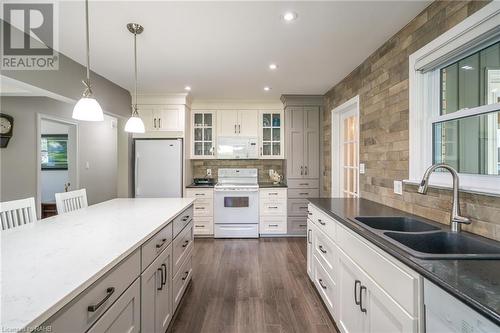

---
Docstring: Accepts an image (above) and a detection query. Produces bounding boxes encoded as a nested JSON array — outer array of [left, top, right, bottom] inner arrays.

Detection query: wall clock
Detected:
[[0, 113, 14, 148]]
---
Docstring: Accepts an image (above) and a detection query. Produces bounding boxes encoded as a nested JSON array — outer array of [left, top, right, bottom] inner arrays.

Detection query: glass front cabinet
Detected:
[[259, 110, 284, 159], [191, 111, 216, 159]]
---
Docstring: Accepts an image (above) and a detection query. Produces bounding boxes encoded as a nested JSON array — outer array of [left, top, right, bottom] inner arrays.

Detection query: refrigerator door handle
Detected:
[[135, 155, 140, 196]]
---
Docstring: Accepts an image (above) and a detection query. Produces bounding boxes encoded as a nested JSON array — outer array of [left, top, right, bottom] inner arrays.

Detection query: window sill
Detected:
[[403, 179, 500, 198]]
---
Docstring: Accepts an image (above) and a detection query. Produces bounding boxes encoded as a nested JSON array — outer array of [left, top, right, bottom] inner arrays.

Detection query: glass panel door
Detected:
[[193, 112, 214, 157], [341, 112, 359, 198], [261, 112, 282, 157]]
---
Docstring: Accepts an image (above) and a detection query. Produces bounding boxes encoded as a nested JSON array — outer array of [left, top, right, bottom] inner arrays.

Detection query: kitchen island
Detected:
[[1, 198, 194, 333]]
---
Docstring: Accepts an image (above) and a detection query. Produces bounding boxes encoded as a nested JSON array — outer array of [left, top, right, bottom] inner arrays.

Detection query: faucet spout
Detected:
[[417, 163, 470, 232]]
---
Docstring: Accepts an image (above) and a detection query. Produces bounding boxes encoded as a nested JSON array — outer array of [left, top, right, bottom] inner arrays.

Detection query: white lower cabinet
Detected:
[[141, 243, 173, 333], [186, 188, 214, 236], [259, 188, 287, 235], [307, 204, 422, 333]]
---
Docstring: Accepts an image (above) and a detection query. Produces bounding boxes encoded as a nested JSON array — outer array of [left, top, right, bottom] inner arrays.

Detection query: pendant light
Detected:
[[124, 23, 145, 133], [72, 0, 104, 121]]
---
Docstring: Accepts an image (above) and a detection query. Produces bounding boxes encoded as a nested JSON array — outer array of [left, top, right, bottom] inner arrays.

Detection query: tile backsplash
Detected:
[[191, 159, 284, 183]]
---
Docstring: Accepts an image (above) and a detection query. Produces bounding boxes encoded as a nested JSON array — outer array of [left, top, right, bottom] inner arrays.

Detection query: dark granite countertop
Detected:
[[258, 182, 288, 188], [308, 198, 500, 325], [186, 183, 215, 188]]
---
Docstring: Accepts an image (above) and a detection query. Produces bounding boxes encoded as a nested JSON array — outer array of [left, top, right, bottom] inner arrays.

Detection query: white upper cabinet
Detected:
[[191, 111, 216, 159], [259, 110, 284, 159], [217, 110, 240, 136], [141, 106, 184, 132], [217, 110, 259, 137], [239, 110, 259, 137]]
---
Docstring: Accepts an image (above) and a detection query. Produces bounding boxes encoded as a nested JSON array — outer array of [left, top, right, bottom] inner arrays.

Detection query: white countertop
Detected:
[[1, 198, 194, 332]]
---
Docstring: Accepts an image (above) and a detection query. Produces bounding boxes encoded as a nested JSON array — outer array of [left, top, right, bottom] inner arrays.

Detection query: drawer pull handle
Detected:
[[269, 193, 278, 195], [318, 279, 327, 289], [156, 238, 167, 249], [299, 206, 308, 209], [268, 206, 278, 209], [195, 207, 205, 210], [195, 193, 205, 196], [157, 268, 164, 291], [299, 183, 309, 186], [299, 193, 309, 195], [161, 264, 167, 286], [182, 215, 191, 220], [88, 287, 115, 312], [308, 212, 313, 216], [195, 224, 204, 228], [182, 240, 189, 247], [318, 219, 325, 225], [360, 285, 367, 313], [269, 224, 279, 227], [319, 245, 327, 253], [354, 280, 361, 305], [182, 271, 189, 281]]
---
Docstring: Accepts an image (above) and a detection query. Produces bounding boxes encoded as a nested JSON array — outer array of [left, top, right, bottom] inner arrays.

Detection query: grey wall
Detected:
[[0, 97, 119, 207]]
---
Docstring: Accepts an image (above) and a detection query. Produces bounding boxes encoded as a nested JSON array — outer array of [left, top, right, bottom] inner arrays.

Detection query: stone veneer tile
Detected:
[[191, 159, 284, 183]]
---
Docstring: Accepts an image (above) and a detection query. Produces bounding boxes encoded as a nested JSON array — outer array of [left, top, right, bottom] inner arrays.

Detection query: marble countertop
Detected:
[[308, 198, 500, 325], [1, 198, 194, 332], [258, 182, 288, 188]]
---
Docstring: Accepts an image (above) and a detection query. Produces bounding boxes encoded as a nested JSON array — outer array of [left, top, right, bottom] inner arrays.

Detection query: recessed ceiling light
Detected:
[[461, 65, 473, 70], [283, 12, 297, 22], [184, 86, 192, 91], [269, 63, 278, 70], [264, 86, 271, 91]]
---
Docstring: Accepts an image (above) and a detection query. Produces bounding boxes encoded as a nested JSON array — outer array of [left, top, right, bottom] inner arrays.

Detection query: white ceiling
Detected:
[[56, 1, 430, 100]]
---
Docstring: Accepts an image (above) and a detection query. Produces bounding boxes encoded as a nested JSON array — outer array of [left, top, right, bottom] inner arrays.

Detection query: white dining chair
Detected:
[[0, 197, 37, 231], [55, 189, 88, 214]]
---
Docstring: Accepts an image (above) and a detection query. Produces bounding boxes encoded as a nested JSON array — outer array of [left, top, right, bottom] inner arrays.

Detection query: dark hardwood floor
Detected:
[[169, 238, 338, 333]]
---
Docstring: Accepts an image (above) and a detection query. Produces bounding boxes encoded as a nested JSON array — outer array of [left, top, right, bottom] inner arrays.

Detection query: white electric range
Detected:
[[214, 168, 259, 238]]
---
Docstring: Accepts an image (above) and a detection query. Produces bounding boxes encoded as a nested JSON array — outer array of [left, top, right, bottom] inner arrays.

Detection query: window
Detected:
[[41, 134, 68, 170], [409, 4, 500, 195]]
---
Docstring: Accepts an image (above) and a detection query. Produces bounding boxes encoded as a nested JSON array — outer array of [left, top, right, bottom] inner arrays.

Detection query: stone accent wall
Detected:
[[322, 1, 500, 240], [192, 160, 284, 183]]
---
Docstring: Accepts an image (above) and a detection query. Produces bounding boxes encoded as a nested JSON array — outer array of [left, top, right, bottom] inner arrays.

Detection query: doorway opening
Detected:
[[331, 96, 360, 198], [37, 115, 78, 218]]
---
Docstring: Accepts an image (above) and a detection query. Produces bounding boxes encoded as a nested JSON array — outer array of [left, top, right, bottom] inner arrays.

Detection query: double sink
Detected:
[[353, 216, 500, 260]]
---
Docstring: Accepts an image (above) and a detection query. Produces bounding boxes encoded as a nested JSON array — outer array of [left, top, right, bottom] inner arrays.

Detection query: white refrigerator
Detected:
[[134, 139, 183, 198]]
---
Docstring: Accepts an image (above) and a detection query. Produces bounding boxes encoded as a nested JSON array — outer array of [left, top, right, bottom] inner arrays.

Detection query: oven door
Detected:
[[214, 188, 259, 224]]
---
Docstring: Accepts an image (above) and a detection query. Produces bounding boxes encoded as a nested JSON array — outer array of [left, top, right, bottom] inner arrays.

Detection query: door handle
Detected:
[[88, 287, 115, 312], [182, 240, 189, 247], [161, 264, 167, 286], [157, 268, 164, 290], [182, 271, 189, 281], [360, 285, 367, 313], [158, 118, 162, 128], [354, 280, 361, 306]]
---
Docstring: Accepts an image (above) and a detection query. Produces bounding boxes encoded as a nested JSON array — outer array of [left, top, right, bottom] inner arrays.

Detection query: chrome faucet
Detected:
[[417, 163, 470, 233]]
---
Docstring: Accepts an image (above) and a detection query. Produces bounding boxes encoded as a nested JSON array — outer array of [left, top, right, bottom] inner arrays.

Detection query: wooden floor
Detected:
[[168, 238, 338, 333]]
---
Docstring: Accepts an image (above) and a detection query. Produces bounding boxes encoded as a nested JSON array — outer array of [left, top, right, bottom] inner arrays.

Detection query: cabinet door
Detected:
[[140, 109, 156, 132], [217, 110, 239, 136], [337, 250, 365, 333], [156, 107, 182, 131], [238, 109, 259, 137], [304, 107, 320, 178], [307, 219, 314, 279], [260, 110, 283, 159], [286, 107, 305, 178], [192, 111, 215, 159]]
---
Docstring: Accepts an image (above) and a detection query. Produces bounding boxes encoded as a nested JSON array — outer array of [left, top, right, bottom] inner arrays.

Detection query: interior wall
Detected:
[[0, 96, 121, 209], [322, 1, 500, 240]]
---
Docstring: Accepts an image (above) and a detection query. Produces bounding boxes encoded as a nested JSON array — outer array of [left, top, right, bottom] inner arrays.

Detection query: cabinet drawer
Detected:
[[313, 226, 337, 282], [193, 217, 213, 235], [141, 222, 173, 271], [173, 249, 193, 311], [260, 200, 286, 215], [288, 199, 310, 216], [173, 221, 194, 276], [287, 179, 319, 189], [259, 188, 287, 200], [313, 256, 336, 316], [337, 223, 420, 316], [308, 205, 336, 240], [185, 188, 213, 199], [260, 216, 287, 234], [45, 250, 140, 333], [193, 198, 213, 217], [288, 188, 319, 199], [287, 217, 308, 235], [173, 206, 193, 237], [87, 278, 141, 333]]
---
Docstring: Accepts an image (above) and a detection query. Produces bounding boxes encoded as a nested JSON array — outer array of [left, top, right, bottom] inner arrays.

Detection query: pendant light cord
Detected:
[[83, 0, 92, 96], [133, 32, 138, 115]]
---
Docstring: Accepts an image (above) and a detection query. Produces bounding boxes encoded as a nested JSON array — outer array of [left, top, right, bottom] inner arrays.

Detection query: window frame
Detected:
[[408, 3, 500, 196]]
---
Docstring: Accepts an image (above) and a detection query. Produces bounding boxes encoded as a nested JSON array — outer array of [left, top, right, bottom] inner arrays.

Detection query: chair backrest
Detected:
[[55, 189, 88, 214], [0, 197, 37, 231]]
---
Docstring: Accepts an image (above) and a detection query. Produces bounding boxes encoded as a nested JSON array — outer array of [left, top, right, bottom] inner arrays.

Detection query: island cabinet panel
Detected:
[[87, 278, 141, 333], [141, 222, 173, 271], [173, 221, 194, 276], [173, 249, 193, 312], [173, 206, 194, 237], [43, 250, 141, 333]]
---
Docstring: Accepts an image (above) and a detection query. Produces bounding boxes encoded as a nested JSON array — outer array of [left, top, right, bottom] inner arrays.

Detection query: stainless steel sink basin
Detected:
[[354, 216, 440, 232], [384, 231, 500, 259]]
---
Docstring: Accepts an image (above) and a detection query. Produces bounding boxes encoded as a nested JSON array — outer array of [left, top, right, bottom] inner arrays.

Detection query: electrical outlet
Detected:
[[85, 161, 90, 170], [206, 168, 212, 177], [393, 180, 403, 195], [359, 163, 365, 174]]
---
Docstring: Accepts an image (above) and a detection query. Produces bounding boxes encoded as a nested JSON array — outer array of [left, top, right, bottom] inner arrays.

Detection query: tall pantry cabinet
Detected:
[[281, 95, 323, 236]]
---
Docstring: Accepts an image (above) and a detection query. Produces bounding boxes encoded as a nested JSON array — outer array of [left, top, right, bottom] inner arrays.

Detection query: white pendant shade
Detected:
[[124, 115, 145, 133], [72, 97, 104, 121]]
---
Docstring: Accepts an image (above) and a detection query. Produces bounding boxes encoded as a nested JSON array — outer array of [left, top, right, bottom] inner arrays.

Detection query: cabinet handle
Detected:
[[156, 238, 167, 249], [305, 166, 308, 175], [360, 286, 367, 313], [238, 124, 241, 133], [299, 192, 309, 195], [299, 224, 306, 227], [299, 183, 309, 186], [195, 224, 204, 228], [318, 219, 325, 225], [308, 212, 313, 216], [195, 193, 205, 196], [269, 224, 279, 227], [268, 206, 278, 209], [300, 166, 304, 175], [307, 229, 312, 244], [159, 118, 161, 128], [195, 207, 205, 210], [182, 271, 189, 281], [269, 192, 278, 195], [354, 280, 361, 305], [182, 240, 189, 247], [260, 147, 263, 156], [161, 264, 167, 286], [157, 268, 164, 291], [318, 279, 327, 289], [299, 206, 308, 209], [234, 124, 237, 134], [88, 287, 115, 312], [319, 245, 327, 253], [154, 118, 157, 128], [182, 215, 191, 221]]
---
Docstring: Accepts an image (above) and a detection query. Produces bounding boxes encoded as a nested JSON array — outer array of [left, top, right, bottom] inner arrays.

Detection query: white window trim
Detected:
[[408, 2, 500, 196]]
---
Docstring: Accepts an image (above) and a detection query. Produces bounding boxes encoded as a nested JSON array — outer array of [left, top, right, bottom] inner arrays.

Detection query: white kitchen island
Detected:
[[1, 198, 195, 333]]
